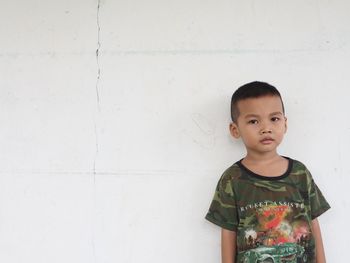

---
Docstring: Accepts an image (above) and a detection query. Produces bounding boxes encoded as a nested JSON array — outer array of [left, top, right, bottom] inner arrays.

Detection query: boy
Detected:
[[205, 81, 330, 263]]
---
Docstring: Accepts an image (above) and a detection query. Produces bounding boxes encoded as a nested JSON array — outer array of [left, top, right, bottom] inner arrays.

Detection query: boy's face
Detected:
[[229, 95, 287, 156]]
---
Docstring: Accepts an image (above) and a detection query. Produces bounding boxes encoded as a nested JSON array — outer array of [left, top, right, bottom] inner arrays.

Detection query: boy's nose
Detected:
[[260, 128, 272, 134], [259, 120, 272, 134]]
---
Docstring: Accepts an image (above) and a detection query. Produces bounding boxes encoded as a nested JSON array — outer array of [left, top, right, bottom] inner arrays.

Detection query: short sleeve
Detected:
[[306, 169, 331, 219], [205, 172, 238, 231]]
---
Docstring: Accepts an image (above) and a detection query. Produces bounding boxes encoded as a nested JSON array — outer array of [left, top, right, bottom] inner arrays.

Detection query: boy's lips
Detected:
[[260, 137, 274, 144]]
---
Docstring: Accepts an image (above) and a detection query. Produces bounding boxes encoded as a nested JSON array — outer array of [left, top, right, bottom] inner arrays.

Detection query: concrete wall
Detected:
[[0, 0, 348, 262]]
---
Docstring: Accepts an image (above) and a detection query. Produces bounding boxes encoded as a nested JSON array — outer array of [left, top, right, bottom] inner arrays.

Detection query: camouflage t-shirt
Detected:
[[205, 157, 330, 263]]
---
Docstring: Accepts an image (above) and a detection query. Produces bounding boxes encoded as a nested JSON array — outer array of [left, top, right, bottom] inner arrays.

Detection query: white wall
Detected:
[[0, 0, 348, 262]]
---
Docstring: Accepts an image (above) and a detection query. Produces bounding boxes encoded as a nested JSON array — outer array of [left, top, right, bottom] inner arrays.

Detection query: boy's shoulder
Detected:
[[219, 161, 243, 181], [213, 161, 242, 188], [289, 157, 313, 178], [290, 157, 308, 170]]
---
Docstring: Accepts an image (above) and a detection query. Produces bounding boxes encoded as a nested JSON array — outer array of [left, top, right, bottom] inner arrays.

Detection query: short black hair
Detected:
[[231, 81, 285, 123]]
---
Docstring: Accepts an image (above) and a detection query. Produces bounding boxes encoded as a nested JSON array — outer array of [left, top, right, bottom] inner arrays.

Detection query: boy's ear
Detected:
[[284, 116, 288, 133], [229, 122, 240, 138]]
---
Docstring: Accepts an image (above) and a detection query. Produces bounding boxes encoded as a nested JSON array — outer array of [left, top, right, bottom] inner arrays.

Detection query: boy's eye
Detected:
[[248, 119, 258, 124], [271, 117, 280, 122]]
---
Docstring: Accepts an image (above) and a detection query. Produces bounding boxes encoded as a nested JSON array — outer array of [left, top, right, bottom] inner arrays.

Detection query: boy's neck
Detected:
[[243, 150, 282, 164], [242, 151, 288, 177]]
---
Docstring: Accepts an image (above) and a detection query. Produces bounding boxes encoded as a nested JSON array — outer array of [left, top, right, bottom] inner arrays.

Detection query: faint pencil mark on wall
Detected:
[[182, 113, 216, 149]]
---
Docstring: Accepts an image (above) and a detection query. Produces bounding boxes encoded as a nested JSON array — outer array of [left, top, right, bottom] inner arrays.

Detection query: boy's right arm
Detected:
[[221, 228, 236, 263]]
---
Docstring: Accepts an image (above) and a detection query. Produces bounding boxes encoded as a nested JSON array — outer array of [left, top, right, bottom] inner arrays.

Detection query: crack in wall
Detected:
[[93, 121, 99, 182], [95, 0, 101, 112], [91, 1, 101, 262], [93, 0, 101, 180], [93, 0, 101, 186], [91, 122, 98, 263]]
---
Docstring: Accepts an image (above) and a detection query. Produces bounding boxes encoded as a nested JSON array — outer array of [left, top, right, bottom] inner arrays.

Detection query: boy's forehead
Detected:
[[237, 95, 284, 116]]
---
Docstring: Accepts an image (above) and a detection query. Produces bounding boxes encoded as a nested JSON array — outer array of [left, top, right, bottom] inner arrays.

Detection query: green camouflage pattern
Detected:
[[205, 158, 330, 263]]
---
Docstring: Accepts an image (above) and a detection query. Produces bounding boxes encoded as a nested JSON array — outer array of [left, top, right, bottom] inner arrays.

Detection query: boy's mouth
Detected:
[[260, 137, 274, 144]]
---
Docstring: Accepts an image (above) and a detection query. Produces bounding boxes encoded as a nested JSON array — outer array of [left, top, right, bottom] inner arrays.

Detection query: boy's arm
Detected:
[[221, 228, 236, 263], [311, 218, 326, 263]]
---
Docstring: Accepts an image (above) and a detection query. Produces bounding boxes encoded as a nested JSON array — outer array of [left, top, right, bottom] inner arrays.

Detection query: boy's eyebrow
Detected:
[[244, 112, 283, 118], [244, 114, 260, 119], [270, 111, 283, 116]]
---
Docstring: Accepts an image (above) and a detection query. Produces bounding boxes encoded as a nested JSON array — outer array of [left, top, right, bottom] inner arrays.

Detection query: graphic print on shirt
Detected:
[[237, 201, 310, 263]]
